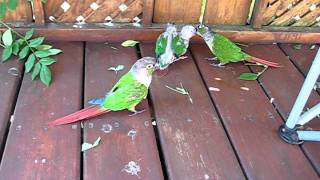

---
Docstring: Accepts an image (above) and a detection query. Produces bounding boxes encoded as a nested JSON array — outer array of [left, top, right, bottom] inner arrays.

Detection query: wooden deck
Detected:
[[0, 42, 319, 179]]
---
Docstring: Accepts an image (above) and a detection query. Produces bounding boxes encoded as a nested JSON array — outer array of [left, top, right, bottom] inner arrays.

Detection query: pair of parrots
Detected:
[[49, 24, 280, 126]]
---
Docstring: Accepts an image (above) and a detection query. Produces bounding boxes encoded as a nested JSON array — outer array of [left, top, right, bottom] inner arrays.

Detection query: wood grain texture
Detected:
[[0, 42, 84, 180], [2, 24, 319, 43], [140, 44, 245, 180], [252, 0, 269, 28], [191, 44, 319, 179], [246, 44, 320, 175], [0, 54, 23, 152], [279, 44, 319, 75], [153, 0, 251, 24], [33, 0, 45, 25], [83, 43, 163, 180], [2, 0, 32, 22], [143, 0, 155, 26]]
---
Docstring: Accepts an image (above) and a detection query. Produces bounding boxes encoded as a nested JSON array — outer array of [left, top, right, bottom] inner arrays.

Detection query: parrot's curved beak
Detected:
[[154, 63, 160, 70]]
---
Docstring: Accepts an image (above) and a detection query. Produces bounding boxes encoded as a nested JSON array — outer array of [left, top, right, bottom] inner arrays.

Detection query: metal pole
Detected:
[[298, 102, 320, 125], [297, 131, 320, 141], [285, 49, 320, 129]]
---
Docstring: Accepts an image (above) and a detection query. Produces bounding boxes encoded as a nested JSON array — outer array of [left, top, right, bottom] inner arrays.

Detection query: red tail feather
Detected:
[[48, 105, 111, 126], [249, 56, 281, 68]]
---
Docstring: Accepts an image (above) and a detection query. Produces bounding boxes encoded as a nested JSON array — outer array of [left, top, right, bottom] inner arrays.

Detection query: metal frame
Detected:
[[279, 48, 320, 144]]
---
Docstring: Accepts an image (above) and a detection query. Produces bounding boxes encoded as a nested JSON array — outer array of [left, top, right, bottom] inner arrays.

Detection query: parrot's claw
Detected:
[[205, 57, 218, 61], [174, 56, 188, 62], [129, 109, 146, 116], [210, 62, 225, 68]]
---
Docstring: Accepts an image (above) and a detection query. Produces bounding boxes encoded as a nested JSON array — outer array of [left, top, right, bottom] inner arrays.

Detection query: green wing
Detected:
[[172, 35, 187, 57], [155, 34, 168, 58], [212, 33, 250, 64], [103, 72, 148, 111]]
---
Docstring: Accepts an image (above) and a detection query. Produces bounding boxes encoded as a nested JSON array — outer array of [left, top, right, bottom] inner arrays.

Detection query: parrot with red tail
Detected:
[[196, 24, 281, 68], [48, 57, 156, 126]]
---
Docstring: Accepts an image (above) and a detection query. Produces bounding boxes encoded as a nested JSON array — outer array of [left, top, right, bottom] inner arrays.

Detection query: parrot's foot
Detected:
[[128, 109, 146, 116], [174, 56, 188, 62], [205, 57, 217, 61]]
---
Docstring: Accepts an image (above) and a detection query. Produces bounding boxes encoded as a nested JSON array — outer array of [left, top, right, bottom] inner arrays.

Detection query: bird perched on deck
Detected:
[[196, 24, 280, 68], [155, 24, 196, 72], [48, 57, 156, 126]]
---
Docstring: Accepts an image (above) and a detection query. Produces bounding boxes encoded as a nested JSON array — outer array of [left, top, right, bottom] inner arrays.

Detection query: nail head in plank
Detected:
[[83, 43, 163, 180], [244, 44, 320, 175], [0, 42, 84, 179], [191, 44, 319, 179], [140, 43, 245, 180]]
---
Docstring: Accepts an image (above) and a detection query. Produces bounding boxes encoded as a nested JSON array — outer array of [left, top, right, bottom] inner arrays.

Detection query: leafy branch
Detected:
[[0, 21, 62, 86], [239, 64, 268, 81], [165, 82, 193, 104]]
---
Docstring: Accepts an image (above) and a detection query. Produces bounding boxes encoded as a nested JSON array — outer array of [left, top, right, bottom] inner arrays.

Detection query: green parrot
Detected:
[[196, 24, 280, 67], [48, 57, 156, 126], [155, 24, 196, 71]]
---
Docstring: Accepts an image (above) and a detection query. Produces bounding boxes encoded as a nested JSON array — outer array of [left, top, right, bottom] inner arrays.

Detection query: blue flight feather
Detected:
[[88, 98, 105, 105]]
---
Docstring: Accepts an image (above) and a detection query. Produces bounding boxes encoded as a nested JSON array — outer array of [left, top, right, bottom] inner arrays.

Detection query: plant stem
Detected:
[[0, 43, 5, 48], [257, 66, 268, 76], [0, 20, 41, 63]]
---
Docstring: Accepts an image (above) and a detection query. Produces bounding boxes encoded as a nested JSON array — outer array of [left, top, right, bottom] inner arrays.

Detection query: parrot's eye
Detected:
[[146, 64, 154, 69]]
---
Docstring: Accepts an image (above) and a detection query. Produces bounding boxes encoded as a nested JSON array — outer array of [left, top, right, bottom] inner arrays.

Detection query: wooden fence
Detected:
[[2, 0, 320, 27]]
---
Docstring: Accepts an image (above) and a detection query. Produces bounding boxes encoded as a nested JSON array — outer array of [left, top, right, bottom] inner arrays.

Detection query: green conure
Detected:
[[49, 57, 156, 126], [196, 25, 280, 67], [155, 24, 196, 70]]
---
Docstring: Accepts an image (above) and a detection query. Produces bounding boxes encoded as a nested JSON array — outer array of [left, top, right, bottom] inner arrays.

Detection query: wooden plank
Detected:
[[245, 44, 320, 174], [153, 0, 201, 23], [204, 0, 252, 25], [2, 0, 32, 22], [2, 24, 320, 43], [191, 44, 319, 179], [251, 0, 268, 28], [143, 0, 154, 26], [153, 0, 251, 24], [0, 42, 83, 179], [83, 43, 163, 180], [33, 0, 45, 25], [279, 44, 319, 75], [140, 44, 245, 180], [0, 54, 23, 152], [292, 7, 320, 27]]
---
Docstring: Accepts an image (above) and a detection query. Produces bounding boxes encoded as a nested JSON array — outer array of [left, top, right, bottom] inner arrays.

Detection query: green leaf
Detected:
[[25, 28, 34, 40], [81, 137, 101, 152], [2, 46, 12, 62], [36, 44, 52, 50], [40, 57, 56, 65], [34, 50, 50, 58], [7, 0, 18, 10], [31, 62, 41, 80], [292, 44, 302, 50], [2, 29, 13, 46], [239, 73, 258, 81], [28, 37, 44, 47], [0, 2, 7, 19], [12, 42, 20, 55], [40, 65, 51, 86], [41, 0, 48, 3], [25, 54, 36, 73], [121, 40, 139, 47], [18, 46, 30, 59], [47, 48, 62, 55]]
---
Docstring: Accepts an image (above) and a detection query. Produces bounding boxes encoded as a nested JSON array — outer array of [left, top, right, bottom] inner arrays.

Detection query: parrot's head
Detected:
[[131, 57, 156, 79], [180, 25, 196, 40], [196, 24, 209, 37], [165, 23, 177, 34]]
